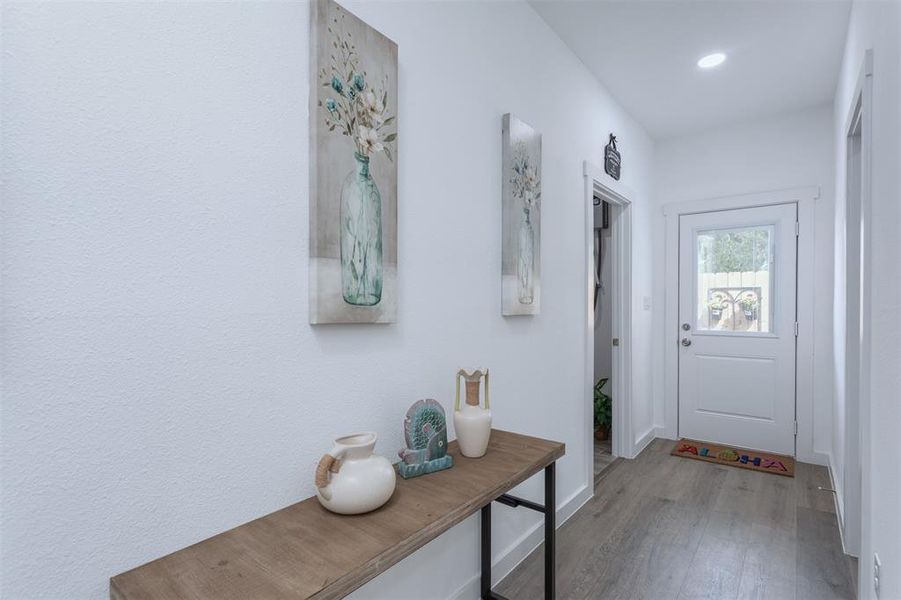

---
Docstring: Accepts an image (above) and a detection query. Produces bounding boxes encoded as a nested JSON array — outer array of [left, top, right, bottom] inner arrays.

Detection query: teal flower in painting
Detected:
[[318, 19, 395, 161]]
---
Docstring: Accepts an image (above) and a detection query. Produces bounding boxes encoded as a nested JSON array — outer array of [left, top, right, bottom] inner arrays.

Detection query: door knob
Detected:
[[681, 338, 692, 347]]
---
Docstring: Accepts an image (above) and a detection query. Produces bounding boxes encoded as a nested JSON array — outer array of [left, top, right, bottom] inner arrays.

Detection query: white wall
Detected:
[[652, 106, 836, 458], [0, 1, 655, 598], [832, 1, 901, 597]]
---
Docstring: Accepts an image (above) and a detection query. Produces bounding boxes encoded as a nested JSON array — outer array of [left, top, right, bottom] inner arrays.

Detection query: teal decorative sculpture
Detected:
[[396, 399, 454, 479]]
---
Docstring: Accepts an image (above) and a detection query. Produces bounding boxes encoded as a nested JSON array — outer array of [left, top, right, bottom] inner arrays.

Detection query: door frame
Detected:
[[582, 161, 633, 485], [837, 49, 872, 562], [662, 186, 819, 463]]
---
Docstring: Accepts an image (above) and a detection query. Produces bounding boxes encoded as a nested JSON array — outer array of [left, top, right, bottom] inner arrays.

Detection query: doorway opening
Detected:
[[583, 161, 633, 488], [592, 197, 615, 480], [662, 186, 819, 462], [677, 203, 798, 455]]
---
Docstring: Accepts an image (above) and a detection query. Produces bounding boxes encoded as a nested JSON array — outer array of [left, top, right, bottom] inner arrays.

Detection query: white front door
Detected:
[[678, 204, 797, 455]]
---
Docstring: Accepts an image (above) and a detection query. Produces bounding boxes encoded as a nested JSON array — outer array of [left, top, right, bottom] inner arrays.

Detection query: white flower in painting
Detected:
[[523, 166, 539, 195], [319, 21, 395, 162], [360, 90, 386, 127], [357, 126, 383, 156], [511, 146, 541, 208]]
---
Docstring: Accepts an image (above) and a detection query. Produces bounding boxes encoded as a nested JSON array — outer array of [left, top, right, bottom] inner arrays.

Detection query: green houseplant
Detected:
[[594, 378, 612, 441]]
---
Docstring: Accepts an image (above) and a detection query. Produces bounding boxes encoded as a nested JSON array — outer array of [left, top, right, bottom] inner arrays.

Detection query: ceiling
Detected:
[[530, 0, 852, 139]]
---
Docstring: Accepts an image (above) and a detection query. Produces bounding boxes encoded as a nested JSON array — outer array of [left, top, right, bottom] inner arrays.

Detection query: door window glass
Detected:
[[695, 225, 774, 333]]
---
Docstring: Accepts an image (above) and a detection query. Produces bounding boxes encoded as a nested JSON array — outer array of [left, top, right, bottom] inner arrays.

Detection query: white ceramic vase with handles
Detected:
[[453, 368, 492, 458], [315, 432, 396, 515]]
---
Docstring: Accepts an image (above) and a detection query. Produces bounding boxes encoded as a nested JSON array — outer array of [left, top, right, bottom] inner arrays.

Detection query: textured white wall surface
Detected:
[[652, 106, 835, 453], [0, 1, 655, 598], [832, 2, 901, 598]]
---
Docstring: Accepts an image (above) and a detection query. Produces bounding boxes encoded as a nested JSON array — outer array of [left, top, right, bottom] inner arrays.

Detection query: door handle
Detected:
[[681, 338, 692, 347]]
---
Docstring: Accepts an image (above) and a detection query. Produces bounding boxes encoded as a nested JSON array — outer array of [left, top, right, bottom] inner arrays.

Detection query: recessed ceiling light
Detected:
[[697, 52, 726, 69]]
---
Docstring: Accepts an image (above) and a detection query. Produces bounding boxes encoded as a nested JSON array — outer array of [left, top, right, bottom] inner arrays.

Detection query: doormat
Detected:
[[670, 439, 795, 477]]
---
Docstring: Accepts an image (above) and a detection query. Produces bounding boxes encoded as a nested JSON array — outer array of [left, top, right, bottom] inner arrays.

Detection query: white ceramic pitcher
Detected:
[[315, 432, 396, 515]]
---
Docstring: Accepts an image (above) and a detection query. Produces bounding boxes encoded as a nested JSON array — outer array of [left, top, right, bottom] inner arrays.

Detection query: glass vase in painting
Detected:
[[518, 207, 534, 304], [340, 152, 383, 306]]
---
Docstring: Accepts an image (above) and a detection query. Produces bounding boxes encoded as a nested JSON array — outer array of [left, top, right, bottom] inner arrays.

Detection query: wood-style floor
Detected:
[[497, 438, 856, 600], [593, 438, 616, 482]]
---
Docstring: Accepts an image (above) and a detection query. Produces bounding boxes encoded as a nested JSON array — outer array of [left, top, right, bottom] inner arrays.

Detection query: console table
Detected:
[[110, 429, 565, 600]]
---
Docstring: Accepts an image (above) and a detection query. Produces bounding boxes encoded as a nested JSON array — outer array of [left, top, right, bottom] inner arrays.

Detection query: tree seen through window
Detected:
[[698, 227, 770, 273]]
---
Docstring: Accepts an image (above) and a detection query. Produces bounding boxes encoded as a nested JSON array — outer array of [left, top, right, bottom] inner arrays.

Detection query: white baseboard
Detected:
[[825, 452, 854, 557], [653, 426, 674, 440], [631, 426, 657, 458], [447, 482, 593, 600]]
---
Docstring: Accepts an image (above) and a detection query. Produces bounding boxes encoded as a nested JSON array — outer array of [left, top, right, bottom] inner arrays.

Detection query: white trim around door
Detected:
[[582, 161, 634, 494], [662, 186, 820, 464], [835, 48, 872, 564]]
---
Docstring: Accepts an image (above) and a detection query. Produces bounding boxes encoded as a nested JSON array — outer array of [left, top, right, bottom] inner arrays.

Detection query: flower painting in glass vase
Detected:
[[501, 114, 541, 315], [309, 0, 398, 324]]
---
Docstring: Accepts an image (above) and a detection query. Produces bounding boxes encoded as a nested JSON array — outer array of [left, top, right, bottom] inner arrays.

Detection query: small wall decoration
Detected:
[[454, 369, 492, 458], [396, 399, 454, 479], [502, 114, 542, 315], [309, 0, 398, 324], [604, 134, 621, 181]]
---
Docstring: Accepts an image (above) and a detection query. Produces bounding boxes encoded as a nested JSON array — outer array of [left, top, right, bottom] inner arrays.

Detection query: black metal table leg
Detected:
[[481, 503, 491, 600], [481, 461, 556, 600], [544, 462, 556, 600]]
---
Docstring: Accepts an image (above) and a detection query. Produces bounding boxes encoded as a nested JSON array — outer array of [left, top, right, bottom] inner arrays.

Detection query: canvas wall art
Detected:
[[310, 0, 398, 324], [501, 114, 541, 316]]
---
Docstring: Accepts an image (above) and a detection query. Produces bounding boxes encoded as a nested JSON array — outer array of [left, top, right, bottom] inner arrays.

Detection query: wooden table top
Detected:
[[110, 429, 565, 600]]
